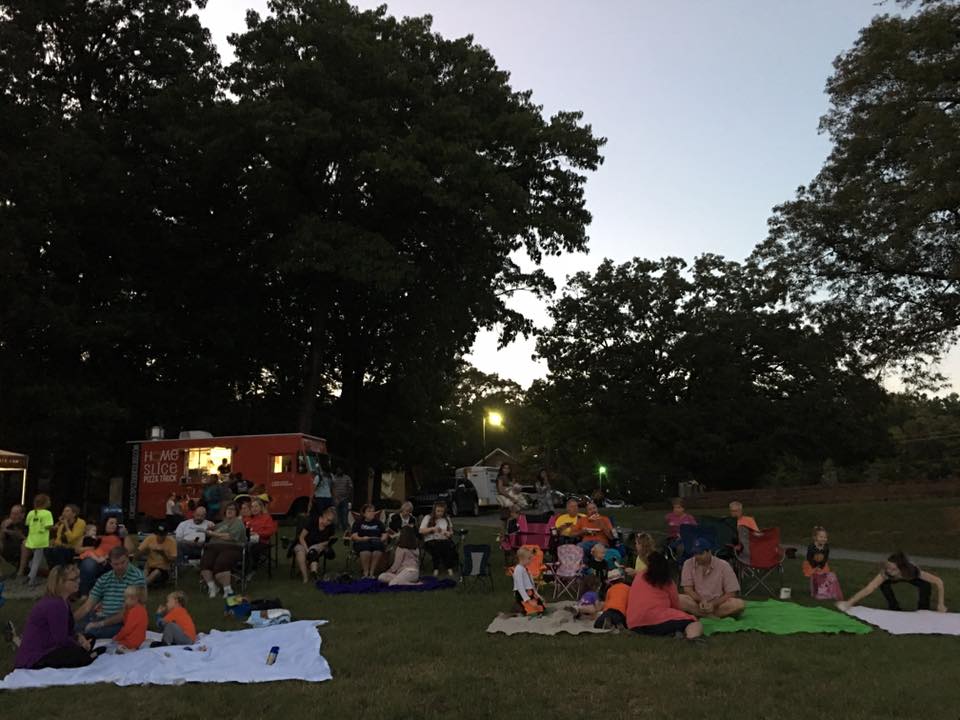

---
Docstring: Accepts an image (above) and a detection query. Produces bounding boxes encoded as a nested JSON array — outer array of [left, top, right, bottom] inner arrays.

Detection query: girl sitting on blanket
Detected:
[[378, 527, 421, 586], [838, 551, 947, 613], [803, 526, 843, 600], [512, 547, 544, 616]]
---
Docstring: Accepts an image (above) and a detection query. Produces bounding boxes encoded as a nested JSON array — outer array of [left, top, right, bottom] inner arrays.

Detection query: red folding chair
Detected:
[[736, 527, 784, 597]]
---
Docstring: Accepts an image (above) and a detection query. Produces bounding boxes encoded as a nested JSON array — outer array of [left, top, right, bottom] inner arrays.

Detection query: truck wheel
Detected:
[[451, 500, 460, 517]]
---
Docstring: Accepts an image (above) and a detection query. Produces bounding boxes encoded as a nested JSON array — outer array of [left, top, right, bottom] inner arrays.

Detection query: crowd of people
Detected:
[[510, 495, 948, 640], [0, 478, 951, 670]]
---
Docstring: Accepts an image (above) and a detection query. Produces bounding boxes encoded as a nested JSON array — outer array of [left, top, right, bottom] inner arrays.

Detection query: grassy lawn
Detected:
[[609, 497, 960, 558], [2, 523, 959, 719]]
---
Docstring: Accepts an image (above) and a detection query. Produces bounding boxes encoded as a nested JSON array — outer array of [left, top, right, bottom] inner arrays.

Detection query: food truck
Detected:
[[129, 432, 328, 518]]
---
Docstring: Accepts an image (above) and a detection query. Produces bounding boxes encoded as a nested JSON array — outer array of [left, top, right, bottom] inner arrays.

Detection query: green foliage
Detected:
[[757, 1, 960, 378], [529, 256, 891, 494]]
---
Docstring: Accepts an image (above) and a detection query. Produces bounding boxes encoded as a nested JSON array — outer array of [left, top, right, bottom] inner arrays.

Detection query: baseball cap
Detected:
[[691, 537, 714, 555]]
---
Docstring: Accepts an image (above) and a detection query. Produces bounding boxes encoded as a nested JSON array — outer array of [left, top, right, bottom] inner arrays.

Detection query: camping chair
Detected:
[[547, 543, 584, 601], [345, 510, 389, 575], [516, 515, 552, 553], [697, 516, 738, 561], [460, 544, 494, 592], [736, 527, 784, 597]]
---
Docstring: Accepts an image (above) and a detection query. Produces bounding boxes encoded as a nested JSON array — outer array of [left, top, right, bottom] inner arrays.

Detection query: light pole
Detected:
[[598, 464, 607, 491], [482, 411, 503, 451]]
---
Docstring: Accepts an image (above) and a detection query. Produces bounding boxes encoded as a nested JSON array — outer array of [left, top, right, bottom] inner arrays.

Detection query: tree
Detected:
[[757, 1, 960, 378], [226, 0, 604, 474], [531, 256, 891, 494]]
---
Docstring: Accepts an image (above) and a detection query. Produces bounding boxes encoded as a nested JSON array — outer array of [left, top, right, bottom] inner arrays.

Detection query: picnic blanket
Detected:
[[845, 607, 960, 635], [0, 620, 332, 690], [486, 602, 612, 636], [701, 600, 871, 636], [317, 576, 456, 594]]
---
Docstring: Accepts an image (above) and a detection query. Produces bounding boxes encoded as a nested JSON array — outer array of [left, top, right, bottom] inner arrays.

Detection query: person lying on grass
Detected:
[[512, 546, 544, 616], [154, 590, 197, 646], [351, 504, 388, 578], [678, 540, 745, 619], [627, 551, 704, 640], [837, 551, 946, 613]]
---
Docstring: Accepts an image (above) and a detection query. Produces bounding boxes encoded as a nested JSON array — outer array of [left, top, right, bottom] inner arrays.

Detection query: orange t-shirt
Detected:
[[576, 514, 614, 545], [163, 606, 197, 642], [604, 582, 630, 615], [114, 604, 148, 650], [738, 516, 760, 532], [79, 533, 122, 561]]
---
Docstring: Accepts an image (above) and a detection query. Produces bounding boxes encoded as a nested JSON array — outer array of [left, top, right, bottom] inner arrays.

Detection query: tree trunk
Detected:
[[297, 306, 328, 433]]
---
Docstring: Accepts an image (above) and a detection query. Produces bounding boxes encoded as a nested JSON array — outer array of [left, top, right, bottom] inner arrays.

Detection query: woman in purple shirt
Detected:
[[14, 564, 98, 669]]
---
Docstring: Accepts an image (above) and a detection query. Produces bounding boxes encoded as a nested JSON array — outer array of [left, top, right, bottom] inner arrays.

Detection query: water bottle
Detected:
[[266, 646, 279, 665]]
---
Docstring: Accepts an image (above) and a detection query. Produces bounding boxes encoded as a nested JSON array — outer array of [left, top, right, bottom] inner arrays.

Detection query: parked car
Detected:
[[410, 476, 480, 517], [603, 497, 627, 509]]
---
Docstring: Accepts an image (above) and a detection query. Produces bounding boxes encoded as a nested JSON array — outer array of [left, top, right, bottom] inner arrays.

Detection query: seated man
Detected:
[[138, 523, 177, 588], [1, 504, 26, 573], [73, 546, 147, 639], [729, 501, 759, 532], [175, 505, 213, 562], [553, 499, 584, 545], [576, 502, 616, 556], [678, 539, 745, 619]]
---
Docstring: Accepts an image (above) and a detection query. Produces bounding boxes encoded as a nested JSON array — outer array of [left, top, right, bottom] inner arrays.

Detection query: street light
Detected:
[[483, 411, 504, 451], [598, 464, 607, 489]]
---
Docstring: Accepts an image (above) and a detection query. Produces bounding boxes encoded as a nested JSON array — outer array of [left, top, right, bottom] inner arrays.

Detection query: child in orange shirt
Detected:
[[594, 568, 629, 629], [113, 585, 148, 652], [155, 590, 197, 646]]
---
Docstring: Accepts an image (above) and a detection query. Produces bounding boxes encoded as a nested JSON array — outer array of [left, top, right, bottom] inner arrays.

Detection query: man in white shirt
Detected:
[[175, 506, 214, 562]]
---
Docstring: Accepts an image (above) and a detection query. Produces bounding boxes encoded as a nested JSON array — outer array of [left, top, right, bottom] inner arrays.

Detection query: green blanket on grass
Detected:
[[700, 599, 872, 636]]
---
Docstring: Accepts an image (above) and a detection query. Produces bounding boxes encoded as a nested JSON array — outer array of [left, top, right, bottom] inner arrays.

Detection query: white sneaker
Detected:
[[208, 585, 218, 598]]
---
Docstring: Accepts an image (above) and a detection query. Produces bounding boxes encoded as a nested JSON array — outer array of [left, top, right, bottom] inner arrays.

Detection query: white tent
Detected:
[[0, 449, 29, 505]]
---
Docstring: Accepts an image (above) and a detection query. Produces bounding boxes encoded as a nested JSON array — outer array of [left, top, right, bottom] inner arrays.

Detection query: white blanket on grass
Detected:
[[846, 607, 960, 635], [0, 620, 331, 690]]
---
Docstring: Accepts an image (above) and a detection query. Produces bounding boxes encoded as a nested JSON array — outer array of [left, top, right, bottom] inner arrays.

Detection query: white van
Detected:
[[456, 465, 500, 508]]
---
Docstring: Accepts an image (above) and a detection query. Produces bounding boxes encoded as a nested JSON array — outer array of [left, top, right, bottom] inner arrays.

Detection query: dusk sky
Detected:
[[198, 0, 959, 392]]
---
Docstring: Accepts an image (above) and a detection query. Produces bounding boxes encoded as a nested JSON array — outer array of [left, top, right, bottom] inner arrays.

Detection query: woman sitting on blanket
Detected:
[[626, 551, 704, 641], [378, 526, 421, 586], [350, 504, 388, 578], [838, 551, 946, 613], [13, 564, 100, 669]]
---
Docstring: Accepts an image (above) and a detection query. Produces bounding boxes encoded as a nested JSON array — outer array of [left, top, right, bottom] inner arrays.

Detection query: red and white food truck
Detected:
[[128, 432, 327, 518]]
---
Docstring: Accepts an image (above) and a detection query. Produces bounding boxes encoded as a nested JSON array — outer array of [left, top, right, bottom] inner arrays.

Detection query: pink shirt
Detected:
[[664, 511, 696, 538], [626, 575, 695, 629], [680, 555, 740, 603]]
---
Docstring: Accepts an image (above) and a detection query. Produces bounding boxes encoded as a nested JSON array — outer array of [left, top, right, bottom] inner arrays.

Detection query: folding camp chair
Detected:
[[696, 516, 738, 561], [516, 515, 552, 552], [547, 543, 584, 600], [736, 527, 784, 597], [676, 524, 718, 567], [460, 544, 494, 592]]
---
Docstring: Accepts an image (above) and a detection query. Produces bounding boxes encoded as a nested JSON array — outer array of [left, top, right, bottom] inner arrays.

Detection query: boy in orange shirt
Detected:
[[155, 590, 197, 646], [113, 585, 148, 652], [593, 568, 629, 630]]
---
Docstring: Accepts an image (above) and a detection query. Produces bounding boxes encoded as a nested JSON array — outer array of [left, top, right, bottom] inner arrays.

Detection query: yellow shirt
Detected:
[[53, 518, 87, 550], [554, 513, 583, 537]]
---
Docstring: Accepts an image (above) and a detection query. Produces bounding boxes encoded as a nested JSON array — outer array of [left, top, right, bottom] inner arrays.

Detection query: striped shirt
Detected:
[[331, 473, 353, 502], [90, 564, 146, 617]]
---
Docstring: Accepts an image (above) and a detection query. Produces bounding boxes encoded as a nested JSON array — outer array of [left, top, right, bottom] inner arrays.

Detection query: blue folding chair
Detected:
[[460, 544, 493, 592]]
